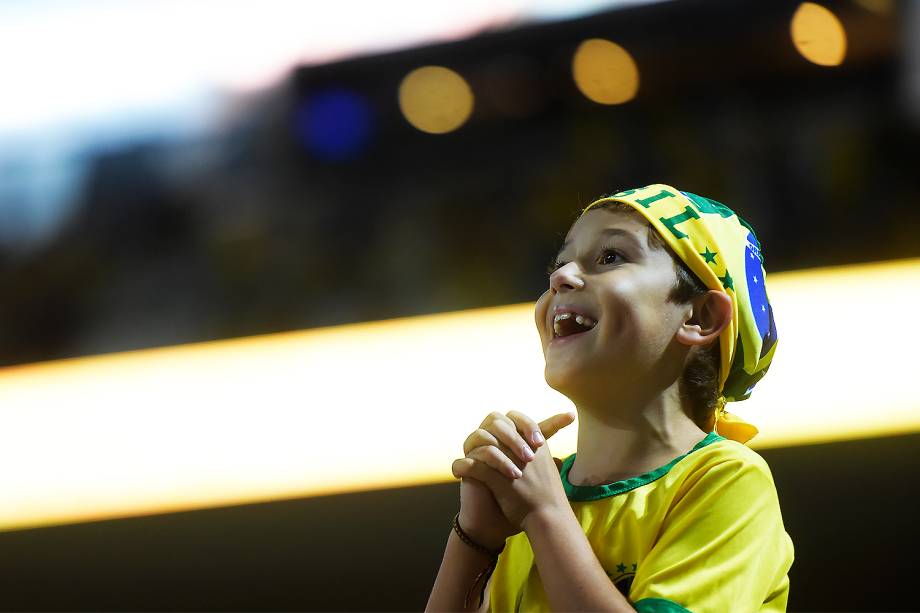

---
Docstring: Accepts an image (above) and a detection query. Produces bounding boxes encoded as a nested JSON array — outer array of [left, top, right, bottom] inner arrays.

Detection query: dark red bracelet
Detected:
[[453, 512, 505, 609], [452, 512, 506, 557]]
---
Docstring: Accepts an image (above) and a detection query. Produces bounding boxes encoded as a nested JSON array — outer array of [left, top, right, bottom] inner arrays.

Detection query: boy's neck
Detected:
[[567, 386, 709, 487]]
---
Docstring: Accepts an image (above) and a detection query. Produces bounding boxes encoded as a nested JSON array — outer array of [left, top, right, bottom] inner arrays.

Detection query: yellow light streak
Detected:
[[1, 258, 918, 531]]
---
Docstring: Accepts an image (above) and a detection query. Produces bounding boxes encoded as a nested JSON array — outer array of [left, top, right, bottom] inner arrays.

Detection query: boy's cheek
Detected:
[[534, 290, 551, 335]]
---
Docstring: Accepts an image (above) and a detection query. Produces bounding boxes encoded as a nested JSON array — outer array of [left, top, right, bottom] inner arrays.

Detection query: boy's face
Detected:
[[534, 208, 691, 397]]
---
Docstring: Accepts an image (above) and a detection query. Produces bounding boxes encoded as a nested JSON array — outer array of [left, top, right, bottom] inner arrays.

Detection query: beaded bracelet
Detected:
[[452, 512, 505, 610]]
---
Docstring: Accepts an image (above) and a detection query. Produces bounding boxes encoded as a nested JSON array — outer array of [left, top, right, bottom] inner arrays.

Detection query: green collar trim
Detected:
[[560, 431, 725, 502], [633, 596, 692, 612]]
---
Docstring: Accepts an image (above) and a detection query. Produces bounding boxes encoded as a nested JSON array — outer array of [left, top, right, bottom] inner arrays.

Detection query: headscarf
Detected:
[[581, 184, 778, 444]]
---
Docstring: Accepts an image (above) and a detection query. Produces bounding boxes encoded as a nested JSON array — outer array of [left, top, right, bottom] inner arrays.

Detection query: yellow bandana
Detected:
[[582, 184, 778, 444]]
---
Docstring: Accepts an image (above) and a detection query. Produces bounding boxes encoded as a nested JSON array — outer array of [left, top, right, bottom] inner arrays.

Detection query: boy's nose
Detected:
[[550, 262, 585, 292]]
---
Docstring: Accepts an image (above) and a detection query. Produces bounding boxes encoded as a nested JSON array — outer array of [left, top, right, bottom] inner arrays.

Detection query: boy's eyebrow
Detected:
[[556, 228, 642, 259]]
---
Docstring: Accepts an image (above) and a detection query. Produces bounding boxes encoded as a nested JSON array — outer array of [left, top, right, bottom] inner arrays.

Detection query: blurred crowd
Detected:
[[0, 0, 913, 367]]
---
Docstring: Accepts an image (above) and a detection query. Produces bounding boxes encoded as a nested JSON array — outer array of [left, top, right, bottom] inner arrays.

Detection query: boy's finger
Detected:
[[468, 443, 524, 479], [505, 410, 544, 448], [452, 456, 512, 491], [484, 413, 537, 464], [462, 427, 500, 456], [488, 415, 534, 462], [538, 411, 577, 439]]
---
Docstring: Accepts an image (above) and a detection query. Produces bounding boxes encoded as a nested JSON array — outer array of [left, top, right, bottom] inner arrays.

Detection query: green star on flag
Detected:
[[616, 563, 627, 573], [719, 269, 734, 291], [700, 247, 718, 264]]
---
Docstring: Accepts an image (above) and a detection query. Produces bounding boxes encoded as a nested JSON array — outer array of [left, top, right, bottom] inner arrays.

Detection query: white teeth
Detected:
[[552, 312, 597, 337]]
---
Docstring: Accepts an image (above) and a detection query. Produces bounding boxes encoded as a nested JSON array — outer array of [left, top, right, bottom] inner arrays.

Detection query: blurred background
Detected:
[[0, 0, 917, 610]]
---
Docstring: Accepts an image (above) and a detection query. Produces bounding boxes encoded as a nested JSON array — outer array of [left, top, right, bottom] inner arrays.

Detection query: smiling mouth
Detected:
[[550, 324, 598, 346], [552, 312, 598, 339]]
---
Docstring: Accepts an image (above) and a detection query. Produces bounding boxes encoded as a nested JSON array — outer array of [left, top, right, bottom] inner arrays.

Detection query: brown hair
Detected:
[[577, 199, 721, 430]]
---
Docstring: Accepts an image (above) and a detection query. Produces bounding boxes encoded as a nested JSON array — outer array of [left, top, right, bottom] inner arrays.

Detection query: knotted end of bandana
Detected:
[[704, 397, 759, 444]]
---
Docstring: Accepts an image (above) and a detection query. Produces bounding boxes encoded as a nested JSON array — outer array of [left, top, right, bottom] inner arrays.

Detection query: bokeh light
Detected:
[[572, 38, 639, 105], [293, 89, 373, 161], [791, 2, 847, 67], [398, 66, 474, 134], [853, 0, 893, 14]]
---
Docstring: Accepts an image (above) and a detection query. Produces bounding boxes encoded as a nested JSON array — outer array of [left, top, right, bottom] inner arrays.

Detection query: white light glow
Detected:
[[1, 257, 916, 532], [0, 0, 661, 136]]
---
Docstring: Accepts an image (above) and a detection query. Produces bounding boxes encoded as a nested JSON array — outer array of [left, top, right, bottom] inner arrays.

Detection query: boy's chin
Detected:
[[543, 363, 594, 392], [544, 360, 631, 395]]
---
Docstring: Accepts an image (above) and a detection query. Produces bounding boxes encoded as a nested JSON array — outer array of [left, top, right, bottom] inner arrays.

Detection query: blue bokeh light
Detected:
[[293, 89, 372, 161]]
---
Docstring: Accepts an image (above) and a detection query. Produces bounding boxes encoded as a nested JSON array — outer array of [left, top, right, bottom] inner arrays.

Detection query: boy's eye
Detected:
[[546, 249, 623, 275]]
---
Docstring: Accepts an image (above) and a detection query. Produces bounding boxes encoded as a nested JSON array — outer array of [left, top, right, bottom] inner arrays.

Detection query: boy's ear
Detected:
[[676, 290, 732, 347]]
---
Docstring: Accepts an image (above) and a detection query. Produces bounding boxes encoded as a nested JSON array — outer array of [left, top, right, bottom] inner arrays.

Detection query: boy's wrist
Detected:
[[521, 502, 570, 535], [456, 511, 509, 551]]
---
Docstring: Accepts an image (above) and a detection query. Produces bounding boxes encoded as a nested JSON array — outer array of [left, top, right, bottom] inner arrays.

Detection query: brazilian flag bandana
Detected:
[[582, 184, 778, 444]]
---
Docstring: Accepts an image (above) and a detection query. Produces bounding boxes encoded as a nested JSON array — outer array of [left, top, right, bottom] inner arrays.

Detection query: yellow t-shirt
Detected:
[[488, 431, 794, 612]]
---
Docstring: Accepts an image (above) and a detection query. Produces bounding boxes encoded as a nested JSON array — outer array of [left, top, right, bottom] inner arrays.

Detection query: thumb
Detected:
[[538, 411, 576, 440]]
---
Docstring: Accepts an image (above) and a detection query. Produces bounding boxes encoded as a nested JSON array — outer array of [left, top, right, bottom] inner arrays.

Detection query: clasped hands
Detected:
[[451, 410, 577, 550]]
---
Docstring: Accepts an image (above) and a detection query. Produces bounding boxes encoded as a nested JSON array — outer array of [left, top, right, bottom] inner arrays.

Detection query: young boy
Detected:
[[426, 184, 792, 612]]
